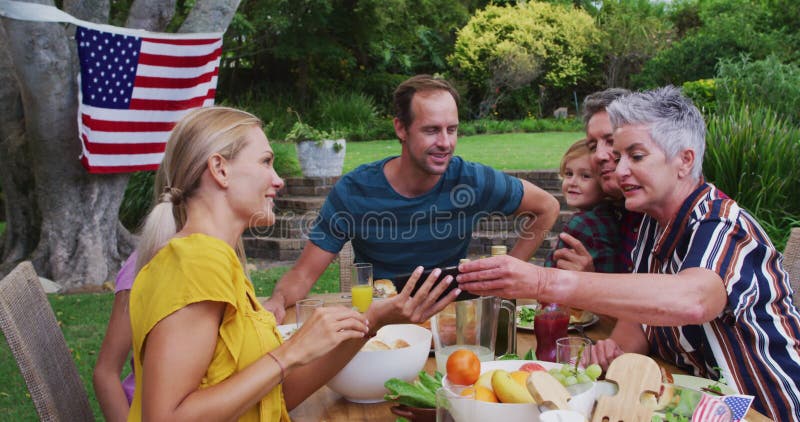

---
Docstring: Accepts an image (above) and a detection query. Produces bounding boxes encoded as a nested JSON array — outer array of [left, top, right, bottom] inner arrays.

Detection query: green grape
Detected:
[[564, 375, 578, 386], [576, 373, 592, 384], [560, 364, 573, 376], [552, 372, 567, 384], [585, 363, 602, 380]]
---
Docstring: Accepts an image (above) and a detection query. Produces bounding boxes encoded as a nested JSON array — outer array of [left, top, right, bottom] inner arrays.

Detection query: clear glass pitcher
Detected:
[[431, 296, 516, 373]]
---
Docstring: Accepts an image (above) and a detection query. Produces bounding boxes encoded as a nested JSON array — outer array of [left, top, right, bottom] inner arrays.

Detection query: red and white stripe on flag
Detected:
[[692, 393, 732, 422], [75, 25, 221, 173]]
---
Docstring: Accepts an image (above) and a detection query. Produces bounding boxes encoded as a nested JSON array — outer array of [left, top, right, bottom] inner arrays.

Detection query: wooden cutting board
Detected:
[[592, 353, 661, 422], [527, 371, 571, 410]]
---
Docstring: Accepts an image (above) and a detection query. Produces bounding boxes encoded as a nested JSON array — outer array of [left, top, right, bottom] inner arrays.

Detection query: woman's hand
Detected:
[[456, 255, 544, 299], [367, 267, 458, 329], [284, 306, 368, 365], [586, 339, 624, 372]]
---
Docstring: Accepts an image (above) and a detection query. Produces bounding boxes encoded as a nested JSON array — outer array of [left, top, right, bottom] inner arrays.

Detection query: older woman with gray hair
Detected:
[[456, 86, 800, 419]]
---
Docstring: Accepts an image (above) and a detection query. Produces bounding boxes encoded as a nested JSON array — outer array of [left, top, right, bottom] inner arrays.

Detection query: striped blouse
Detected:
[[633, 182, 800, 420]]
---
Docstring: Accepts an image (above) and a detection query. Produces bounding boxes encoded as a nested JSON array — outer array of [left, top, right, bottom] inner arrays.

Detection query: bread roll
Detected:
[[374, 279, 397, 298]]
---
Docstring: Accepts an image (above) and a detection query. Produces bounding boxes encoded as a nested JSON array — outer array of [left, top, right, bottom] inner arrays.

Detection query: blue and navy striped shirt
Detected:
[[634, 182, 800, 419], [309, 156, 523, 279]]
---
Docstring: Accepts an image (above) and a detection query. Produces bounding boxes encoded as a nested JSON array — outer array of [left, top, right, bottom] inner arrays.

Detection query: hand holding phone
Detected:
[[390, 266, 477, 302]]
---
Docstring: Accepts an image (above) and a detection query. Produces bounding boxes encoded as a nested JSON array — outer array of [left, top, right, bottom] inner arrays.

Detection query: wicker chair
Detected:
[[338, 241, 354, 292], [0, 262, 94, 421], [784, 227, 800, 308]]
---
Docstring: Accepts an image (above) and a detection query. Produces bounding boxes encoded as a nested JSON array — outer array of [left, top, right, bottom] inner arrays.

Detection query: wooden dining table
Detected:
[[278, 293, 771, 422]]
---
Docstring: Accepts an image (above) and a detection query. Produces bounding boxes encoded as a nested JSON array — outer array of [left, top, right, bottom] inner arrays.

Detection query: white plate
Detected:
[[672, 374, 737, 396], [568, 313, 599, 331], [277, 323, 298, 341], [516, 304, 539, 331]]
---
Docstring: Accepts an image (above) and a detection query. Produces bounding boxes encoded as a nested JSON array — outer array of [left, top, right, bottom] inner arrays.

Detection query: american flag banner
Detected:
[[692, 393, 733, 422], [76, 26, 222, 173], [0, 0, 224, 174], [721, 395, 754, 422]]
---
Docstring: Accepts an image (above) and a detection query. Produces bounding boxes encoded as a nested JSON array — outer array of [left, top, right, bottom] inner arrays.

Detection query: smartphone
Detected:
[[390, 266, 478, 302]]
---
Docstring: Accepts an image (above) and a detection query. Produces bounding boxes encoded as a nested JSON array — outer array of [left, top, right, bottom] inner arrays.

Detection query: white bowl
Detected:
[[326, 324, 432, 403], [445, 360, 597, 421]]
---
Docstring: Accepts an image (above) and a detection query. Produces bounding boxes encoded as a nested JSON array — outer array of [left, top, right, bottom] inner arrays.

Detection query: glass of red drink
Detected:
[[534, 303, 570, 362]]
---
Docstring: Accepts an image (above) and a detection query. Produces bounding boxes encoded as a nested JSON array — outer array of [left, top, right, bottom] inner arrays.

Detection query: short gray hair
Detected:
[[582, 88, 631, 127], [606, 86, 706, 180]]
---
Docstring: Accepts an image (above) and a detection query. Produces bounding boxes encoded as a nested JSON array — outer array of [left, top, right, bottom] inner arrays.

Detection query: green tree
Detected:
[[449, 1, 599, 118], [633, 0, 790, 88], [595, 0, 673, 88], [220, 0, 469, 108]]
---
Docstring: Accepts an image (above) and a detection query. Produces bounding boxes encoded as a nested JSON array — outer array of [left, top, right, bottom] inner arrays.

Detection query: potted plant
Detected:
[[285, 108, 346, 178]]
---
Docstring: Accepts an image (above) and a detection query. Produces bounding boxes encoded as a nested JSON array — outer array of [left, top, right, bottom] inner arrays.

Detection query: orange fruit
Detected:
[[446, 349, 481, 385], [510, 371, 529, 388], [473, 385, 498, 403]]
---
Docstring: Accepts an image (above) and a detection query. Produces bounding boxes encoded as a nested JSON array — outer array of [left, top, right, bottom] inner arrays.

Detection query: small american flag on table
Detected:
[[76, 26, 222, 173]]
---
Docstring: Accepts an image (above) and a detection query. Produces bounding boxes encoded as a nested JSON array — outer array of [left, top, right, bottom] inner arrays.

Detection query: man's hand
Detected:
[[551, 233, 595, 272], [586, 338, 624, 372], [368, 267, 458, 330], [262, 296, 286, 324]]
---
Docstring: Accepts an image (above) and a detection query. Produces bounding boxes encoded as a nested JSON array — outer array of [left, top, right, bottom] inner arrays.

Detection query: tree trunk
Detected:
[[0, 0, 240, 289], [0, 26, 39, 268]]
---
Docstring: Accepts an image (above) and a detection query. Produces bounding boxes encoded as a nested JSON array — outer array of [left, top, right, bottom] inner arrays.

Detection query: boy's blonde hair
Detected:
[[559, 138, 592, 178]]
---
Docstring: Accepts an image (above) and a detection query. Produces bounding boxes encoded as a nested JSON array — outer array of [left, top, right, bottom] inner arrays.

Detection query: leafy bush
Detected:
[[312, 91, 378, 134], [632, 0, 788, 88], [119, 171, 155, 231], [271, 141, 302, 178], [704, 104, 800, 248], [681, 79, 716, 115], [458, 117, 581, 135], [449, 2, 599, 117], [715, 55, 800, 124]]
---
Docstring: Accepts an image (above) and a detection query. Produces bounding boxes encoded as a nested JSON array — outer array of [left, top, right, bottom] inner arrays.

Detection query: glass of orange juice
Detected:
[[351, 263, 373, 312]]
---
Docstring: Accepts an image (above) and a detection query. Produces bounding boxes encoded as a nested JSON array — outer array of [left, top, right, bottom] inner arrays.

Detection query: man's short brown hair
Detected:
[[394, 75, 460, 129], [582, 88, 630, 127]]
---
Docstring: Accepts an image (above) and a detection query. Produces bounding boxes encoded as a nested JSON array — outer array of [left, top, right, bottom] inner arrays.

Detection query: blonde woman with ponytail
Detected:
[[127, 106, 457, 422]]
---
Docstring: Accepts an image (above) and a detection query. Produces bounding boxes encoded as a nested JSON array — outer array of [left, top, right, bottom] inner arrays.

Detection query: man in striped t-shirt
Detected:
[[263, 75, 560, 323], [457, 86, 800, 419]]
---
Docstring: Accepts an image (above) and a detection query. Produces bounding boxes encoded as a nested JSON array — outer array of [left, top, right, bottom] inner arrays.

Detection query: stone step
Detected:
[[261, 209, 576, 240], [507, 169, 562, 192], [274, 196, 327, 212], [285, 176, 340, 187], [253, 213, 318, 239], [467, 231, 558, 259], [242, 234, 559, 265], [474, 209, 574, 232], [243, 236, 306, 261]]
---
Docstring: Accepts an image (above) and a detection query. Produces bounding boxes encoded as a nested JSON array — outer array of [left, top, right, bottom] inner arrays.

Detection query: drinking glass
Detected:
[[351, 263, 373, 312], [556, 336, 592, 367], [296, 298, 323, 329], [534, 303, 570, 362]]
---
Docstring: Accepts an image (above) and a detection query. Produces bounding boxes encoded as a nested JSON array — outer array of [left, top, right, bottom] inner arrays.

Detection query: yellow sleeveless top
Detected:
[[128, 234, 289, 421]]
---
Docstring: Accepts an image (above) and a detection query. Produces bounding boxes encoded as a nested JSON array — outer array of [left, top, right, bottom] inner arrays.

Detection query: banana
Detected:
[[475, 369, 497, 391], [492, 370, 535, 404]]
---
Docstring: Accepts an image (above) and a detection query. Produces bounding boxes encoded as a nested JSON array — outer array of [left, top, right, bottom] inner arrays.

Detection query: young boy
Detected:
[[544, 139, 623, 273]]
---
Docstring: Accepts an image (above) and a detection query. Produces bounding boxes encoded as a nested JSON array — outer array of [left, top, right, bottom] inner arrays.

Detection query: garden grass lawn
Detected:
[[343, 131, 582, 173]]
